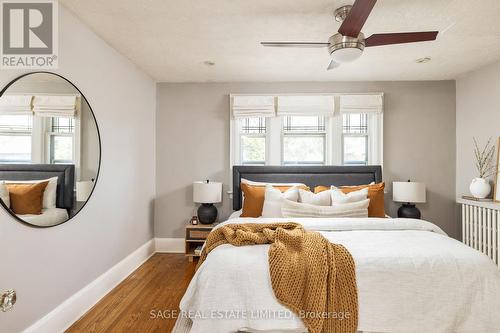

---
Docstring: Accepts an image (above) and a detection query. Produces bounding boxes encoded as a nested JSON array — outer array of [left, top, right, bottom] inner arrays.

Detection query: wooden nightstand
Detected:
[[185, 223, 216, 262]]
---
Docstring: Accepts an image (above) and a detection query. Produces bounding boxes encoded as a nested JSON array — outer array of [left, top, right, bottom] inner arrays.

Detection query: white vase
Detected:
[[469, 178, 491, 199]]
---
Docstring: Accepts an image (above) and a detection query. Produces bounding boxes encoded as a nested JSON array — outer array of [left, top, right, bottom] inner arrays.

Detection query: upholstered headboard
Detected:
[[232, 165, 382, 211], [0, 164, 75, 209]]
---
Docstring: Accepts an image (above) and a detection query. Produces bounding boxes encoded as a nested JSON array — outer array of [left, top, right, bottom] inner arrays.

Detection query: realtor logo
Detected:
[[1, 0, 58, 68]]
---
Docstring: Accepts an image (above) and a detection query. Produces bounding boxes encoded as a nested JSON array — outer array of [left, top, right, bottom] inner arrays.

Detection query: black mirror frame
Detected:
[[0, 71, 102, 228]]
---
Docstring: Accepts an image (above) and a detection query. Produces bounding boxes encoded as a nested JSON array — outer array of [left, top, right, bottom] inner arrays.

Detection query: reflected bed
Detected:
[[0, 163, 75, 227]]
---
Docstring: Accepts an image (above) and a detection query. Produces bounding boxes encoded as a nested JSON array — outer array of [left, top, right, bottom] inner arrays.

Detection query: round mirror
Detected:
[[0, 72, 101, 227]]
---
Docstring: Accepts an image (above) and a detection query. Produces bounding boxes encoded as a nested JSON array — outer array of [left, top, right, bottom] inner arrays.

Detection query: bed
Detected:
[[0, 164, 74, 227], [175, 166, 500, 333]]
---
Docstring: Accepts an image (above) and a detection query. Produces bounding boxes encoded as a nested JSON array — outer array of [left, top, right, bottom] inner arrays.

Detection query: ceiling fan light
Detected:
[[328, 33, 365, 63], [331, 47, 363, 63]]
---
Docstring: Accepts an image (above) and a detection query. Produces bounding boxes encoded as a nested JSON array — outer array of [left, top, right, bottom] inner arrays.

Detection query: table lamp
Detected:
[[76, 180, 94, 202], [193, 180, 222, 224], [393, 180, 426, 219]]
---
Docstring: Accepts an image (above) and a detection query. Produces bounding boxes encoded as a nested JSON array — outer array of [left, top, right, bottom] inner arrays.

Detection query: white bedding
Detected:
[[180, 217, 500, 333], [18, 208, 69, 227]]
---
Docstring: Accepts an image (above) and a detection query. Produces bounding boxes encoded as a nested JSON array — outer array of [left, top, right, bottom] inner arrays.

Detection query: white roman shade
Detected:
[[277, 95, 335, 116], [0, 95, 33, 115], [32, 95, 79, 118], [232, 95, 275, 118], [340, 94, 383, 114]]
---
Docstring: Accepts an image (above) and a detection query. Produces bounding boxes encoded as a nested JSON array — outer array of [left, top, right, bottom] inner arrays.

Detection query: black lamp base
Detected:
[[197, 203, 218, 224], [397, 203, 421, 219]]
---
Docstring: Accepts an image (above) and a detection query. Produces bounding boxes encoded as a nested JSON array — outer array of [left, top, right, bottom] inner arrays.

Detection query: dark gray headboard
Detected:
[[0, 164, 75, 209], [232, 165, 382, 211]]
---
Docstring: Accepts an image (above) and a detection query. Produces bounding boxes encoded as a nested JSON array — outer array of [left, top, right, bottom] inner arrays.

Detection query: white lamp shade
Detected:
[[76, 181, 94, 202], [393, 181, 426, 203], [193, 181, 222, 203]]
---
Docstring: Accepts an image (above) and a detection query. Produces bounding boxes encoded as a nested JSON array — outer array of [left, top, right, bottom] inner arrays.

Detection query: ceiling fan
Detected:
[[261, 0, 438, 70]]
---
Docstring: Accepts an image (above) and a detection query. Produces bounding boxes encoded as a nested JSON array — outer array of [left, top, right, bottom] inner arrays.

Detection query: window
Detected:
[[48, 117, 75, 164], [343, 113, 368, 165], [0, 114, 79, 165], [230, 94, 383, 167], [0, 115, 32, 162], [239, 117, 266, 165], [282, 116, 326, 165]]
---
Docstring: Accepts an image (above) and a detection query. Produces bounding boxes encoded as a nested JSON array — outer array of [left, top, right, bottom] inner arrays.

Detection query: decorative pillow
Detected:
[[228, 209, 243, 220], [314, 182, 375, 193], [241, 182, 309, 217], [281, 198, 370, 218], [6, 181, 49, 215], [5, 177, 57, 209], [241, 178, 307, 187], [262, 185, 301, 218], [298, 188, 331, 206], [331, 187, 368, 204], [0, 181, 10, 208], [315, 182, 385, 218], [314, 185, 330, 194], [341, 183, 385, 218]]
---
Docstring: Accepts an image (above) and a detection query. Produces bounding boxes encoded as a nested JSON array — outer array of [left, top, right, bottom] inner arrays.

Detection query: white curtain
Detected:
[[32, 95, 79, 118], [277, 95, 335, 116], [232, 95, 275, 118], [0, 95, 33, 115], [340, 94, 384, 114]]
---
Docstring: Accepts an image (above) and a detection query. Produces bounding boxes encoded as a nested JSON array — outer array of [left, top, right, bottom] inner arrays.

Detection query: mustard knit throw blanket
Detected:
[[196, 223, 358, 333]]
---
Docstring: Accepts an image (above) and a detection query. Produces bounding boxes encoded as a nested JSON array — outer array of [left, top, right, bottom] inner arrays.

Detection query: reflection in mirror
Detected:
[[0, 72, 100, 227]]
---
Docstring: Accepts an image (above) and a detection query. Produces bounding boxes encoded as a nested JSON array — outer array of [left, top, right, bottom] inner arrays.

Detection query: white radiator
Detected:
[[459, 199, 500, 265]]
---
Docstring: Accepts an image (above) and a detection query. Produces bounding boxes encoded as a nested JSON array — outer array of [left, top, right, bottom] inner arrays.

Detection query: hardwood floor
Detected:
[[66, 254, 196, 333]]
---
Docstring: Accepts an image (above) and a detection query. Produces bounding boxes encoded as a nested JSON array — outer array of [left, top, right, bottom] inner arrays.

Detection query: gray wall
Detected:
[[156, 81, 457, 239], [456, 61, 500, 197], [0, 6, 156, 332]]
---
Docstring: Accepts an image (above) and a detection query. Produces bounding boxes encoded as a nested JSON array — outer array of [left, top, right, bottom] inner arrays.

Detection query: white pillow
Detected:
[[5, 177, 58, 209], [241, 178, 306, 187], [331, 187, 368, 204], [0, 181, 10, 208], [228, 209, 242, 220], [262, 185, 300, 218], [298, 188, 331, 206], [282, 198, 370, 218]]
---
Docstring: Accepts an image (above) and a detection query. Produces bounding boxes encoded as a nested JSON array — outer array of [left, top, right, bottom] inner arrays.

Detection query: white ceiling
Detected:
[[60, 0, 500, 82]]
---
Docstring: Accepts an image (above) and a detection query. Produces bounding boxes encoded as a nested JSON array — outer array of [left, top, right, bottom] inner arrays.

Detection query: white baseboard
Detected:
[[155, 237, 184, 253], [23, 239, 156, 333]]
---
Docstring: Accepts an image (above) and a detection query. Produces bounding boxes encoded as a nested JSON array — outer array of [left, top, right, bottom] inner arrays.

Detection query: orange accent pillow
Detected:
[[240, 183, 309, 218], [6, 181, 49, 215], [314, 185, 330, 194], [314, 182, 386, 218]]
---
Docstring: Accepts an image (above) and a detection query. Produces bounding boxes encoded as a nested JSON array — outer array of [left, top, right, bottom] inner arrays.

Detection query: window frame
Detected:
[[230, 94, 383, 165], [234, 117, 269, 166], [281, 115, 328, 166], [231, 112, 382, 167], [44, 116, 81, 167], [0, 114, 34, 163], [342, 113, 369, 166], [0, 132, 33, 163], [0, 112, 81, 177]]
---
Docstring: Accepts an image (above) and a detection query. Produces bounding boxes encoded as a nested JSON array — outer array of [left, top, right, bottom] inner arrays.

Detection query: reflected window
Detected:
[[0, 115, 33, 162], [48, 117, 74, 164]]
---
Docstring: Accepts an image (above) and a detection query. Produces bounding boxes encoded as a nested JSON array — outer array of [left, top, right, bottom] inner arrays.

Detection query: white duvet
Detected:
[[179, 217, 500, 333]]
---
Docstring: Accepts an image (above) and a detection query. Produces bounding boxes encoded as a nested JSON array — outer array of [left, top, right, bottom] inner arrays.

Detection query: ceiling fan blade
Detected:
[[327, 60, 340, 71], [261, 42, 329, 48], [365, 31, 438, 47], [338, 0, 377, 38]]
